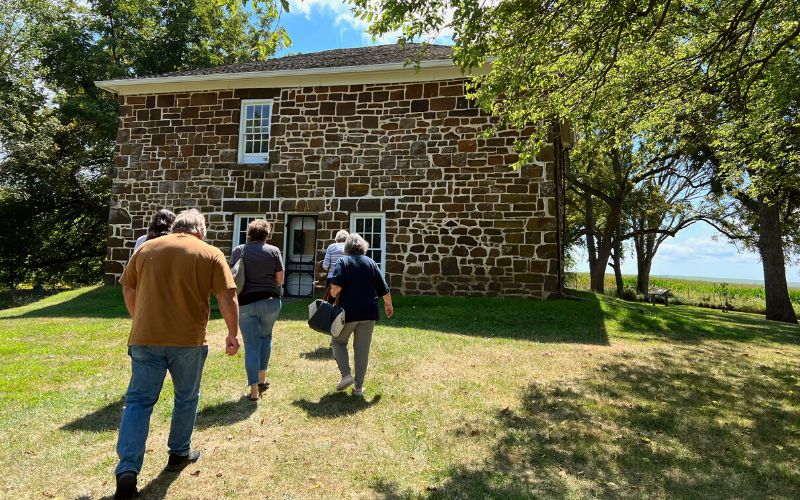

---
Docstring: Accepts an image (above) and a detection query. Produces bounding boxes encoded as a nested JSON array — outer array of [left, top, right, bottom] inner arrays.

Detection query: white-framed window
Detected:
[[238, 99, 273, 164], [350, 213, 386, 273], [232, 214, 262, 248]]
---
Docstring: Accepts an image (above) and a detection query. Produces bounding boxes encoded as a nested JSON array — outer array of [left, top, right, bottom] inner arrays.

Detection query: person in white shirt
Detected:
[[322, 230, 349, 285]]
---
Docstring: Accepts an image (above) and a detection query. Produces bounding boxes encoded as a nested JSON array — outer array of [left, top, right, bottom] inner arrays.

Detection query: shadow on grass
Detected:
[[299, 346, 333, 360], [0, 286, 128, 319], [292, 392, 381, 418], [195, 396, 257, 429], [605, 296, 800, 345], [281, 292, 611, 345], [90, 467, 183, 500], [373, 344, 800, 498], [61, 397, 124, 433]]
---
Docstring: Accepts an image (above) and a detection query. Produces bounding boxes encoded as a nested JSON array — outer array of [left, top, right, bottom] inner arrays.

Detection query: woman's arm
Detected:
[[382, 292, 393, 318]]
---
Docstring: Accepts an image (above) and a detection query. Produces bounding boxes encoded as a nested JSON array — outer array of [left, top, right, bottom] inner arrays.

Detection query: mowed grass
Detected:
[[569, 272, 800, 315], [0, 287, 799, 499]]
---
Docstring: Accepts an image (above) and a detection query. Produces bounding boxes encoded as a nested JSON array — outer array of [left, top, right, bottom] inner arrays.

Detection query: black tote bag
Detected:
[[307, 287, 346, 337]]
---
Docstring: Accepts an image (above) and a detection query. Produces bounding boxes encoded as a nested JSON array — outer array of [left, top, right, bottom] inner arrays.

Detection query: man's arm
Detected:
[[122, 286, 136, 318], [330, 284, 342, 297], [275, 271, 284, 286], [215, 288, 240, 355]]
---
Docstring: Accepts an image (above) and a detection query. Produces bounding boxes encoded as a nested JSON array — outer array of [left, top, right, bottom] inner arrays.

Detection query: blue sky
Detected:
[[276, 1, 799, 285]]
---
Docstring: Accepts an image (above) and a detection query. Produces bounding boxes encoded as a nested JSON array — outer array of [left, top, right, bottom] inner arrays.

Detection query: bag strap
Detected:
[[322, 284, 341, 305]]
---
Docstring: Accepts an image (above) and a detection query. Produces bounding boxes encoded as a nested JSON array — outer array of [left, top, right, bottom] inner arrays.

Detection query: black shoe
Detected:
[[165, 449, 201, 472], [114, 471, 138, 499]]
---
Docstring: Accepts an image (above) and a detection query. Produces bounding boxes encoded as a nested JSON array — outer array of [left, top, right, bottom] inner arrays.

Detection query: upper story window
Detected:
[[238, 99, 272, 164]]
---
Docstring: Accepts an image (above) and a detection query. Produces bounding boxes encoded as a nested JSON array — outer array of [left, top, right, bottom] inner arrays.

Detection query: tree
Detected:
[[352, 0, 800, 322], [629, 164, 708, 295], [0, 0, 291, 287]]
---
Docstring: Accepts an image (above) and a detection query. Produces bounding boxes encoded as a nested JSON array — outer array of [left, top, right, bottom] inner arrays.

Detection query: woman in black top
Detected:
[[329, 233, 393, 397], [229, 219, 284, 401]]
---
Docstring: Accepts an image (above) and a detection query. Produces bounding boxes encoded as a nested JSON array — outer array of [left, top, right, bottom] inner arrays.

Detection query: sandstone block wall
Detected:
[[107, 78, 559, 297]]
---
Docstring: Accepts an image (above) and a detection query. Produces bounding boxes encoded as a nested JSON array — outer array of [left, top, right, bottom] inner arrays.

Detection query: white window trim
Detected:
[[237, 99, 273, 164], [232, 214, 262, 248], [350, 212, 386, 273]]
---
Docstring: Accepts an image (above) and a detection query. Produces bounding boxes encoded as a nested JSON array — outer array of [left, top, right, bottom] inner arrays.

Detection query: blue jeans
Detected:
[[115, 345, 208, 476], [239, 298, 282, 385]]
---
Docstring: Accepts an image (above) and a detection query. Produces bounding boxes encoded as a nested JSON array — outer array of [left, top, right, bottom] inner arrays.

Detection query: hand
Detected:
[[384, 303, 394, 319], [225, 334, 240, 356]]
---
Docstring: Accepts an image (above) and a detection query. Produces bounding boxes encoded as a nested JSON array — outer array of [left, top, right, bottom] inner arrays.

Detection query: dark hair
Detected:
[[145, 209, 176, 241], [247, 219, 272, 242]]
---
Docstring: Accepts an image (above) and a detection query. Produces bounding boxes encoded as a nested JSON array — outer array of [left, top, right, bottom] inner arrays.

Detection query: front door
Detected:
[[284, 215, 317, 297]]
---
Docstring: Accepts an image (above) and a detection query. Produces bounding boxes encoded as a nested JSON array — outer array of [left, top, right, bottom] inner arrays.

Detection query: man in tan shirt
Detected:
[[113, 209, 240, 500]]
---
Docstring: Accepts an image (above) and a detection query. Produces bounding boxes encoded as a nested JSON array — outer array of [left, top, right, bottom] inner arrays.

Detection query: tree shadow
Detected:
[[299, 346, 333, 360], [0, 286, 128, 319], [608, 297, 800, 345], [383, 344, 800, 498], [195, 396, 258, 429], [292, 392, 382, 418], [60, 397, 124, 433], [353, 292, 611, 345]]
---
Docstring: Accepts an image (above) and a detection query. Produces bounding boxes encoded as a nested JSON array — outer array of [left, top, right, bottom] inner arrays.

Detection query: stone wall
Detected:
[[107, 78, 559, 297]]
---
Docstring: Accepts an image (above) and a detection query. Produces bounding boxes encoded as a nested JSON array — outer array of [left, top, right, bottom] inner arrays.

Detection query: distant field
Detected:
[[568, 272, 800, 315]]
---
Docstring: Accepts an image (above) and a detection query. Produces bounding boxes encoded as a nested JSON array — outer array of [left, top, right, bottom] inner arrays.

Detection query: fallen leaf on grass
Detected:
[[190, 470, 201, 476]]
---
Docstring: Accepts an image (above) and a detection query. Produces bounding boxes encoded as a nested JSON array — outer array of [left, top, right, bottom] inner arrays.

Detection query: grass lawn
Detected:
[[1, 287, 799, 499]]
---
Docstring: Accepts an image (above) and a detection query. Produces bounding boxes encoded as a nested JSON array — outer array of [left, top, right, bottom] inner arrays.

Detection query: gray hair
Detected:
[[344, 233, 369, 255], [171, 209, 206, 237], [335, 230, 350, 243]]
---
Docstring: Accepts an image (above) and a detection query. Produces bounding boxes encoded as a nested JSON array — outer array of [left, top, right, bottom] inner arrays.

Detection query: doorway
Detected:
[[284, 215, 317, 297]]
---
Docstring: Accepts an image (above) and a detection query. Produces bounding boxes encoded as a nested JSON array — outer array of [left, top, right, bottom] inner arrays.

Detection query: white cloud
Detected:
[[288, 0, 454, 46], [657, 237, 757, 264]]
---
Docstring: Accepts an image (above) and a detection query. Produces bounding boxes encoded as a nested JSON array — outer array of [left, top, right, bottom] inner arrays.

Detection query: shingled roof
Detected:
[[148, 43, 455, 79]]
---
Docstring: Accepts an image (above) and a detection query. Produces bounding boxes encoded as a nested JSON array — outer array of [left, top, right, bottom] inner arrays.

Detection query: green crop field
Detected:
[[568, 272, 800, 315]]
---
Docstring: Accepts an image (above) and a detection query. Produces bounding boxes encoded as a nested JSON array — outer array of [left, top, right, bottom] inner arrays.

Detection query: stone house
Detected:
[[96, 44, 565, 298]]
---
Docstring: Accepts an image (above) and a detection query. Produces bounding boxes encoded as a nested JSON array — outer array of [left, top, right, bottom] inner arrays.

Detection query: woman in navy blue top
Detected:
[[329, 233, 393, 397]]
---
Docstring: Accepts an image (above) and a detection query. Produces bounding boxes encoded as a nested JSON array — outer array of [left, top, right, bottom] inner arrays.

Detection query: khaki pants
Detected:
[[331, 320, 374, 388]]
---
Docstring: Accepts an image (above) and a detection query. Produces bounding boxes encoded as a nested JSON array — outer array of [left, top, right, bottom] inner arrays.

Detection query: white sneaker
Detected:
[[336, 375, 354, 391], [353, 386, 364, 397]]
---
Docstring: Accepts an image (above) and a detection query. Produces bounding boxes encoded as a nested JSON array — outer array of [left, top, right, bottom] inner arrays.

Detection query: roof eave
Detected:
[[95, 59, 466, 95]]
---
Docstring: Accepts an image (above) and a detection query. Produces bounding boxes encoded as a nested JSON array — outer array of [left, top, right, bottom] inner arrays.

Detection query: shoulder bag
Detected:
[[308, 286, 346, 338], [231, 244, 246, 295]]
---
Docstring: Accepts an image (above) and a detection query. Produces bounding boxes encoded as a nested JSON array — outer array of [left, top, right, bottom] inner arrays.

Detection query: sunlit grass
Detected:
[[0, 286, 798, 498]]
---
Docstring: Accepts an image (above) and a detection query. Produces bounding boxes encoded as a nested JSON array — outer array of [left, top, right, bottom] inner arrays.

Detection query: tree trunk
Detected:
[[611, 230, 624, 296], [611, 255, 624, 296], [590, 238, 614, 294], [636, 256, 652, 295], [757, 198, 798, 323]]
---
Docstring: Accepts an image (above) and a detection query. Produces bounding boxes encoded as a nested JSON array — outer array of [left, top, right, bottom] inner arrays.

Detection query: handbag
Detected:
[[307, 286, 346, 337], [231, 245, 246, 295]]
